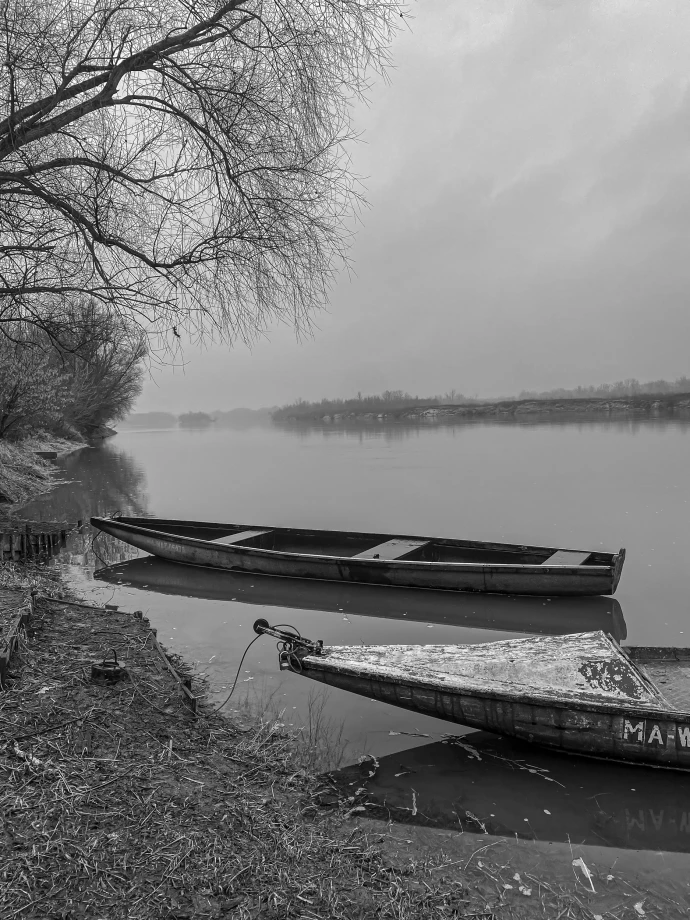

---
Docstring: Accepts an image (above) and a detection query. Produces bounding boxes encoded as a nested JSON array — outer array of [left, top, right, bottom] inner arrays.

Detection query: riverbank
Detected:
[[1, 565, 687, 918], [277, 392, 690, 425], [0, 435, 84, 508], [0, 567, 498, 919]]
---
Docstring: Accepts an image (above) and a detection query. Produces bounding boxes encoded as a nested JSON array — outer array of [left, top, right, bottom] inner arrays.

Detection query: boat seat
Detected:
[[541, 550, 591, 566], [209, 529, 271, 545], [353, 538, 429, 560]]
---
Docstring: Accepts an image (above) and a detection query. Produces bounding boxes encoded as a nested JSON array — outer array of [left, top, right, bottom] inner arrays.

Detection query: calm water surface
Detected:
[[22, 419, 690, 865]]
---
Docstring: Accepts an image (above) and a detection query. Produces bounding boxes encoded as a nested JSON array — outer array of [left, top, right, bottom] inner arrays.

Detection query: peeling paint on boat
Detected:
[[283, 630, 690, 771], [299, 633, 660, 707]]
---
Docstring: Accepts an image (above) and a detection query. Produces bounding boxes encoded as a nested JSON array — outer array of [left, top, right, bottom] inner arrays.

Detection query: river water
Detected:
[[21, 418, 690, 866]]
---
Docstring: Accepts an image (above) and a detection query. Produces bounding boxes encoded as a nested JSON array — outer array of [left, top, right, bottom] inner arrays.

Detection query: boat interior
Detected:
[[119, 518, 615, 566], [625, 647, 690, 711]]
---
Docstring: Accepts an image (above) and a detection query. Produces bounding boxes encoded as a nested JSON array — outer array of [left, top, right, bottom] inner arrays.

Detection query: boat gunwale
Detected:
[[92, 517, 617, 573]]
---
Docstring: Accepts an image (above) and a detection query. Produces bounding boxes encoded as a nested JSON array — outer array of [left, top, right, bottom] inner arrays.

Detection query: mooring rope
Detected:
[[211, 622, 305, 713]]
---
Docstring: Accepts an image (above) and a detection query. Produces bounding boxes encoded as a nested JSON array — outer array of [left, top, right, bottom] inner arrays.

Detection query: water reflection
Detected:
[[328, 732, 690, 853], [63, 529, 142, 569], [276, 416, 690, 441], [20, 442, 148, 523], [95, 555, 627, 640], [16, 443, 148, 568]]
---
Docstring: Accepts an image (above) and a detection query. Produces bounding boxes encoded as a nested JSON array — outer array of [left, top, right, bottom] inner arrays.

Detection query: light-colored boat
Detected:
[[91, 516, 625, 596], [255, 623, 690, 771]]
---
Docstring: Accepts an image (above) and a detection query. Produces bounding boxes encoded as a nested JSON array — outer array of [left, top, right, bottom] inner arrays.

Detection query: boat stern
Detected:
[[611, 547, 626, 594]]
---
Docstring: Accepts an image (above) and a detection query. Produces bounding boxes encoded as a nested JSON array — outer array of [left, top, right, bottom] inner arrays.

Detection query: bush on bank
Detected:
[[0, 302, 146, 444]]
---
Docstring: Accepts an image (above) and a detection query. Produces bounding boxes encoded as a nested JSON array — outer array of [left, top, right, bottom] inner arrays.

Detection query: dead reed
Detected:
[[0, 442, 55, 505], [0, 434, 79, 509]]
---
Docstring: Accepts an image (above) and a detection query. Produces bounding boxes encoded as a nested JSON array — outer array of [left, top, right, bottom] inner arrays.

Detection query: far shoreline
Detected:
[[275, 391, 690, 425]]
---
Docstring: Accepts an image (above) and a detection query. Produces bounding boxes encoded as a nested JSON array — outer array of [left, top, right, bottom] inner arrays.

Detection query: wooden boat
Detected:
[[255, 624, 690, 771], [90, 516, 626, 596]]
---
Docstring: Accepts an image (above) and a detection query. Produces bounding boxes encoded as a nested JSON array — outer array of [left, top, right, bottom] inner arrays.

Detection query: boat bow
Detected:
[[261, 626, 668, 712]]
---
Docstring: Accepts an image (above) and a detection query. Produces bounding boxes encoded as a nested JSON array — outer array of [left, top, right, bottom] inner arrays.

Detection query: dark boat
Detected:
[[255, 624, 690, 771], [94, 555, 627, 639], [90, 516, 626, 596]]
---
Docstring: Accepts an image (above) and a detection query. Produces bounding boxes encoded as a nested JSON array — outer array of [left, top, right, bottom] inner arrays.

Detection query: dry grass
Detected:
[[229, 679, 348, 774], [0, 589, 497, 919], [0, 560, 64, 592], [0, 434, 82, 509], [2, 569, 682, 919], [20, 432, 85, 455], [0, 442, 55, 505]]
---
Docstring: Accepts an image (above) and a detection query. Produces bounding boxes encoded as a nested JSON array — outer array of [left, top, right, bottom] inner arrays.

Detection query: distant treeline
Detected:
[[120, 407, 274, 429], [271, 390, 478, 421], [120, 412, 179, 428], [273, 378, 690, 421], [212, 407, 275, 426], [519, 377, 690, 400], [123, 377, 690, 429]]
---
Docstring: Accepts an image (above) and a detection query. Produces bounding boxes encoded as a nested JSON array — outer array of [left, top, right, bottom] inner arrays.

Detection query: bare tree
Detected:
[[0, 340, 69, 437], [58, 300, 147, 434], [0, 301, 146, 438], [0, 0, 403, 348]]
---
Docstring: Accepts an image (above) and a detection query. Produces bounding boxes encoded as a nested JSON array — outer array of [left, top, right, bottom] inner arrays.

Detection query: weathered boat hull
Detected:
[[300, 664, 690, 770], [262, 629, 690, 772], [91, 517, 624, 596]]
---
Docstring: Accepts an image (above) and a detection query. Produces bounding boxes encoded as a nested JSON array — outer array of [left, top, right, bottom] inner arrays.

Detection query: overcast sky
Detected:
[[139, 0, 690, 412]]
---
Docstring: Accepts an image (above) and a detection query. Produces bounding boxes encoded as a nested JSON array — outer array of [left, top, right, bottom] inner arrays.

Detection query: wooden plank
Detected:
[[0, 603, 31, 689], [209, 529, 271, 545], [541, 550, 591, 566], [149, 630, 199, 713], [353, 538, 429, 560]]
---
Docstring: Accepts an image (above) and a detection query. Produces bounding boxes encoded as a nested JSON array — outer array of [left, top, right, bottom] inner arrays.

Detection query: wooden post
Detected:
[[0, 603, 31, 689]]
